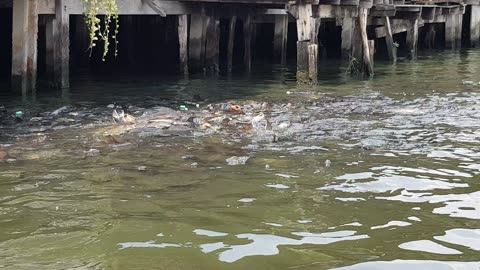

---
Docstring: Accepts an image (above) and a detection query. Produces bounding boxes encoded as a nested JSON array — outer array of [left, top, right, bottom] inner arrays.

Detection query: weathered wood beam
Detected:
[[189, 11, 206, 70], [11, 0, 38, 93], [341, 17, 354, 58], [273, 15, 289, 64], [45, 15, 56, 82], [383, 16, 397, 62], [54, 0, 69, 88], [471, 5, 480, 47], [406, 19, 418, 59], [359, 7, 373, 76], [243, 14, 253, 71], [227, 16, 237, 71], [178, 14, 188, 75]]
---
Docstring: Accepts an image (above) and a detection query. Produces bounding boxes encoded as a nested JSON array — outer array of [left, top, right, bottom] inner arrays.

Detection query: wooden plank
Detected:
[[45, 16, 56, 82], [296, 41, 309, 82], [178, 14, 188, 75], [471, 5, 480, 47], [26, 0, 38, 91], [316, 5, 358, 18], [227, 16, 237, 71], [383, 16, 397, 62]]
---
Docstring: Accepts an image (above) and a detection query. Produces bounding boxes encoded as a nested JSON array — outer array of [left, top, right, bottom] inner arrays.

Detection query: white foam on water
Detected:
[[399, 240, 462, 255], [193, 229, 229, 237]]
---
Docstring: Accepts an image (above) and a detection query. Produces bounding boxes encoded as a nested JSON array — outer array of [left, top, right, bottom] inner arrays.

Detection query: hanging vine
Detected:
[[84, 0, 120, 61]]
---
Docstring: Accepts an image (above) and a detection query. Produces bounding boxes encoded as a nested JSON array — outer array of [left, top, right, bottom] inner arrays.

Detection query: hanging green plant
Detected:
[[84, 0, 120, 61]]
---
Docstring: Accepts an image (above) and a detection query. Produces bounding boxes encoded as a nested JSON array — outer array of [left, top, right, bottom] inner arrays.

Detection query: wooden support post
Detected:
[[455, 14, 463, 49], [368, 39, 374, 67], [471, 5, 480, 47], [227, 16, 237, 71], [296, 3, 318, 83], [383, 16, 397, 62], [424, 23, 436, 49], [178, 14, 188, 76], [445, 14, 456, 49], [273, 15, 288, 65], [406, 19, 418, 59], [74, 15, 89, 66], [45, 16, 56, 82], [359, 8, 373, 77], [308, 44, 318, 83], [243, 14, 252, 71], [55, 0, 69, 88], [341, 17, 354, 58], [189, 10, 206, 71], [12, 0, 38, 93]]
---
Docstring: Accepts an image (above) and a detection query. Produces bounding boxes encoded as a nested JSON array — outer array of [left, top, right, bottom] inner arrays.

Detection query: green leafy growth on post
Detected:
[[84, 0, 119, 61]]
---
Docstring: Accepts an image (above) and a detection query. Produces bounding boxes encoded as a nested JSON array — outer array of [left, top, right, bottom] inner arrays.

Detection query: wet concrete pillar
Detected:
[[55, 0, 70, 88], [273, 15, 288, 65], [341, 17, 354, 59], [11, 0, 38, 93], [470, 5, 480, 47]]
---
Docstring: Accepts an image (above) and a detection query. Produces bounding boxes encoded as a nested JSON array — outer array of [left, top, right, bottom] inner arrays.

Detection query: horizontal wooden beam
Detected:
[[375, 18, 424, 38]]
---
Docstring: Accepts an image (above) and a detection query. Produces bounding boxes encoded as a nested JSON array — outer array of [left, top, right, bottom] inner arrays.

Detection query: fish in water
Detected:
[[112, 109, 136, 125]]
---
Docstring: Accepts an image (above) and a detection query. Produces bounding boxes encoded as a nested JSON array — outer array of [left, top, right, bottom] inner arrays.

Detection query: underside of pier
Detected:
[[1, 0, 479, 92]]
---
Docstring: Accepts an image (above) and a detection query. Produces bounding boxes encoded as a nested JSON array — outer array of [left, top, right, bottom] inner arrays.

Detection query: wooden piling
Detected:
[[368, 39, 374, 67], [471, 5, 480, 47], [12, 0, 38, 93], [424, 23, 436, 49], [308, 44, 318, 82], [243, 14, 252, 71], [296, 3, 318, 83], [341, 17, 354, 59], [359, 8, 373, 77], [406, 19, 418, 59], [227, 16, 237, 71], [445, 14, 456, 49], [189, 11, 206, 71], [55, 0, 70, 88], [383, 16, 397, 62], [45, 16, 56, 82], [273, 15, 288, 65], [455, 14, 463, 49], [178, 14, 188, 76]]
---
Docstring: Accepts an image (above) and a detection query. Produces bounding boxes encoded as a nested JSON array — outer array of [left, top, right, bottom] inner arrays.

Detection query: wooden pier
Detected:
[[0, 0, 478, 92]]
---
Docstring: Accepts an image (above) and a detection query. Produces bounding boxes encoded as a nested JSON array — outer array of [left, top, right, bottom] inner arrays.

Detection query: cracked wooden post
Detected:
[[243, 14, 252, 71], [359, 7, 373, 77], [12, 0, 38, 93], [296, 2, 318, 83], [471, 5, 480, 47], [178, 14, 189, 76], [274, 15, 288, 65], [341, 17, 354, 59], [227, 16, 237, 71], [55, 0, 70, 89], [383, 16, 396, 62], [406, 19, 418, 59]]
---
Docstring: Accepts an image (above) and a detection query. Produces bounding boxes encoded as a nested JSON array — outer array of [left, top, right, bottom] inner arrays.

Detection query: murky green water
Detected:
[[1, 50, 480, 270]]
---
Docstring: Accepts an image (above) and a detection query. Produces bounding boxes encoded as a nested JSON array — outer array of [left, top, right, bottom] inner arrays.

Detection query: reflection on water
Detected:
[[1, 50, 480, 269]]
